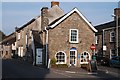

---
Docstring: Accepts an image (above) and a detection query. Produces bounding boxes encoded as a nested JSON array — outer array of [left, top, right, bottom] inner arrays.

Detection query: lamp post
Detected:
[[116, 14, 119, 56]]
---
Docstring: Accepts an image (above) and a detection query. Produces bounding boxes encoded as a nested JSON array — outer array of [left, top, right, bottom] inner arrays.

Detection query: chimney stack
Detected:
[[51, 1, 59, 7], [41, 7, 49, 31], [114, 8, 120, 18]]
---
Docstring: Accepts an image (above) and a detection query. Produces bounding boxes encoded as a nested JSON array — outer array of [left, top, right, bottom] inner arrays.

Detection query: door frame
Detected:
[[36, 48, 43, 65], [69, 49, 77, 66]]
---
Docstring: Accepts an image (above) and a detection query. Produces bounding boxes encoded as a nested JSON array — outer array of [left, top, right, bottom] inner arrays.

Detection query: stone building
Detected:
[[14, 1, 65, 66], [0, 32, 16, 59], [40, 2, 97, 67], [14, 16, 45, 65], [95, 8, 120, 59], [0, 2, 97, 68]]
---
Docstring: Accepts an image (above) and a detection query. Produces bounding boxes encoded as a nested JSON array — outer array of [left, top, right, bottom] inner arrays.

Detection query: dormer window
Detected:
[[69, 29, 78, 43]]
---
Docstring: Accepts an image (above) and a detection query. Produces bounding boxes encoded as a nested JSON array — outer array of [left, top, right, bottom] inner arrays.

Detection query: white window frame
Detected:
[[95, 36, 98, 44], [55, 51, 66, 64], [69, 29, 78, 43], [12, 42, 16, 50], [110, 31, 115, 42], [26, 34, 28, 45], [69, 49, 77, 66], [80, 51, 91, 64], [18, 33, 20, 40], [20, 47, 24, 57], [110, 49, 115, 59], [18, 47, 21, 56], [30, 30, 32, 37]]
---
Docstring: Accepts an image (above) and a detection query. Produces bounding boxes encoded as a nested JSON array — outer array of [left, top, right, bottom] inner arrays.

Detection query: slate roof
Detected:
[[48, 13, 66, 27], [48, 8, 98, 32], [16, 5, 64, 32], [95, 18, 120, 33], [16, 18, 36, 32], [1, 32, 16, 45]]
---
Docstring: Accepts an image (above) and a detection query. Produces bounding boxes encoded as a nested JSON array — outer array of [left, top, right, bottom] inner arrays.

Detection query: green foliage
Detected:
[[56, 64, 68, 68], [50, 58, 68, 68], [51, 58, 57, 65]]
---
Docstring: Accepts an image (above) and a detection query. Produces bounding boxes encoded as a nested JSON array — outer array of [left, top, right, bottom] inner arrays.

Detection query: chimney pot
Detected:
[[51, 1, 59, 7], [114, 8, 120, 17], [41, 7, 48, 17], [41, 7, 48, 11]]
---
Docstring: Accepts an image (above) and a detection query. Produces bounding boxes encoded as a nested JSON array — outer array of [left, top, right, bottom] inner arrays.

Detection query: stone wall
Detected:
[[48, 12, 95, 67], [104, 29, 116, 58]]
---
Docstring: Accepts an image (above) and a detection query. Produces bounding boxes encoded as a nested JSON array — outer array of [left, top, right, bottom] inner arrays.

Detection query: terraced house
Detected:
[[0, 32, 16, 59], [95, 8, 120, 59], [1, 1, 98, 68]]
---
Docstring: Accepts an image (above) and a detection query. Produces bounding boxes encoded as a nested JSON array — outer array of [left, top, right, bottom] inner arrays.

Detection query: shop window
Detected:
[[80, 51, 90, 64], [56, 51, 66, 64]]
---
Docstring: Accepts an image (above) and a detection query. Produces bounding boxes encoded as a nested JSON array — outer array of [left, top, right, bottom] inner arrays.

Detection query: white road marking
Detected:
[[87, 72, 98, 74], [53, 71, 72, 78], [65, 71, 76, 74]]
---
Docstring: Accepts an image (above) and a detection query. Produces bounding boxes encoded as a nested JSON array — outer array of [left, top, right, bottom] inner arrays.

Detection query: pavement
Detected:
[[51, 67, 97, 75], [52, 67, 87, 72], [2, 58, 120, 79]]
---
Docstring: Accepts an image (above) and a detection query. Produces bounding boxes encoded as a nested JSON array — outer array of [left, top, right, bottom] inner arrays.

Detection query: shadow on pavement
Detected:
[[2, 59, 50, 80], [90, 69, 120, 80]]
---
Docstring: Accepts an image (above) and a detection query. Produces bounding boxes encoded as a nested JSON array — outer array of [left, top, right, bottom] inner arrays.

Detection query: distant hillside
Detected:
[[0, 30, 6, 42]]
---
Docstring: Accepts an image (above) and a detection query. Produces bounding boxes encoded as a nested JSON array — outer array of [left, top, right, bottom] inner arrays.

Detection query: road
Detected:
[[2, 59, 120, 80]]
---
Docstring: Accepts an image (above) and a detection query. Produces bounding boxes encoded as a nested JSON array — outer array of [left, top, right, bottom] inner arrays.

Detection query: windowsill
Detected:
[[80, 62, 89, 64], [17, 39, 20, 41], [56, 62, 66, 64], [109, 41, 115, 43], [69, 41, 79, 44]]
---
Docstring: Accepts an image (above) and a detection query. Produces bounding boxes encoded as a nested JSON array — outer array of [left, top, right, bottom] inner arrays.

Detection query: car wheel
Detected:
[[97, 62, 100, 66], [109, 63, 113, 67]]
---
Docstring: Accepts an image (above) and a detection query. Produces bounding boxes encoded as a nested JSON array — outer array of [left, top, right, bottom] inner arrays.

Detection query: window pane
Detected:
[[56, 52, 65, 63], [70, 29, 78, 42], [110, 32, 115, 42]]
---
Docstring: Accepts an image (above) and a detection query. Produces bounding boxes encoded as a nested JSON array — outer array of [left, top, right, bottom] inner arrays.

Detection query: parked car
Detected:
[[109, 56, 120, 68], [96, 56, 110, 66]]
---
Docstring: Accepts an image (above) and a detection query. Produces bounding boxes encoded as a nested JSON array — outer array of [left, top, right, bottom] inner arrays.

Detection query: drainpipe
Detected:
[[31, 34, 35, 65], [102, 29, 105, 57], [45, 27, 48, 67]]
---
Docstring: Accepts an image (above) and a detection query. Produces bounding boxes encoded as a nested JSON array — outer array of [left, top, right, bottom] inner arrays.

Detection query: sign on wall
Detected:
[[90, 44, 96, 51], [103, 45, 107, 51], [78, 54, 80, 58]]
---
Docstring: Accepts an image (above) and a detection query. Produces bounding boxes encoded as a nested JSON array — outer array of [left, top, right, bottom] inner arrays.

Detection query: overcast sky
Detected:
[[1, 1, 119, 35]]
